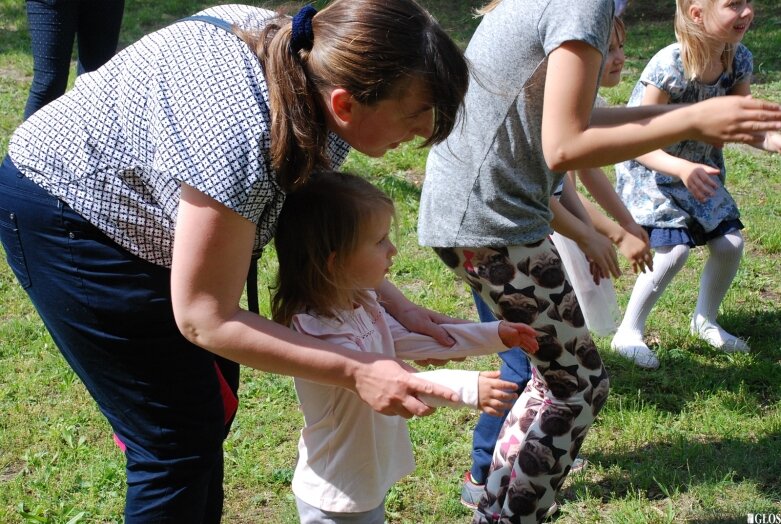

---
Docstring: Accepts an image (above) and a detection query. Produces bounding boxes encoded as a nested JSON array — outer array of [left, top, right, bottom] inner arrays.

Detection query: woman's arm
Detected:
[[541, 41, 781, 172], [171, 184, 459, 418]]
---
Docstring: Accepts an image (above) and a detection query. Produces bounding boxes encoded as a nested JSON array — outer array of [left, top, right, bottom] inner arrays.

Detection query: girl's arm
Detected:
[[376, 279, 467, 347], [550, 195, 620, 281], [171, 184, 459, 418], [573, 168, 653, 272], [390, 317, 538, 361], [415, 370, 517, 417], [632, 85, 722, 203], [541, 41, 781, 172]]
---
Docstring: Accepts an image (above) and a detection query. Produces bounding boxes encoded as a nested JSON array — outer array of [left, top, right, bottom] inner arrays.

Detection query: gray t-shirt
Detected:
[[418, 0, 613, 248]]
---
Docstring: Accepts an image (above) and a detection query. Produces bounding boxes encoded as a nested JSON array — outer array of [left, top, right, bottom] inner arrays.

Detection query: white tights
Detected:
[[617, 231, 744, 337]]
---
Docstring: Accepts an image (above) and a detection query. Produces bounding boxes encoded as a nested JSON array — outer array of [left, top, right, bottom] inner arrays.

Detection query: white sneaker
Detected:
[[610, 332, 660, 369], [690, 316, 749, 353]]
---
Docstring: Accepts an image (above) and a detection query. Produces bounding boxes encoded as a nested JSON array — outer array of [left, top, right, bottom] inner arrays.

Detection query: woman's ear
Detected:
[[328, 88, 356, 126]]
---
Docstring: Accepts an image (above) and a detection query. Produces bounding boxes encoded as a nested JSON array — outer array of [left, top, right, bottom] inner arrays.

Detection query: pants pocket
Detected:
[[0, 207, 32, 288]]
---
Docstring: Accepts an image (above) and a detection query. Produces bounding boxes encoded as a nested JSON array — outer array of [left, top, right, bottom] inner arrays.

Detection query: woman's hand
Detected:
[[352, 356, 460, 418], [477, 370, 518, 417], [498, 321, 539, 354]]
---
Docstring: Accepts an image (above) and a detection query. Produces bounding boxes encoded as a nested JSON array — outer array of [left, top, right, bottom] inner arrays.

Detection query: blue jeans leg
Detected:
[[0, 155, 228, 522], [468, 290, 532, 484]]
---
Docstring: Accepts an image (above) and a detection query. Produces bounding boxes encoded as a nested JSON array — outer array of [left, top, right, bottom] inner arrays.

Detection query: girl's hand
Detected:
[[679, 163, 721, 203], [616, 222, 653, 273], [477, 370, 519, 416], [764, 131, 781, 153], [498, 321, 539, 354], [577, 228, 621, 283]]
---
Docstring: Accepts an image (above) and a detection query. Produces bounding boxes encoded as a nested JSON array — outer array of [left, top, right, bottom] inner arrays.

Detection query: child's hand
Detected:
[[615, 222, 653, 273], [498, 321, 539, 354], [679, 163, 720, 203], [764, 131, 781, 153], [577, 228, 620, 283], [477, 370, 518, 416]]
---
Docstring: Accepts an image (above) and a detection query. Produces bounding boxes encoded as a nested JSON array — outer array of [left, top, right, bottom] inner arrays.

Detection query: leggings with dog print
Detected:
[[434, 239, 609, 524]]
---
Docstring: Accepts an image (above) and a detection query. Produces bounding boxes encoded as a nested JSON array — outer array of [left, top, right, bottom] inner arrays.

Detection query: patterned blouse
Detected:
[[615, 42, 752, 232], [9, 4, 350, 267]]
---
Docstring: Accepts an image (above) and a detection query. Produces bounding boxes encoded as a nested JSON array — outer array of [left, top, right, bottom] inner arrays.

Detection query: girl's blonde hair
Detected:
[[235, 0, 469, 192], [675, 0, 737, 80], [272, 171, 395, 327]]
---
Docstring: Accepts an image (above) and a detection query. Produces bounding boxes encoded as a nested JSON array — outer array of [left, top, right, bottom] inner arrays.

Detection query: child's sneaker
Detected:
[[611, 331, 660, 369], [460, 471, 484, 509], [690, 316, 749, 353]]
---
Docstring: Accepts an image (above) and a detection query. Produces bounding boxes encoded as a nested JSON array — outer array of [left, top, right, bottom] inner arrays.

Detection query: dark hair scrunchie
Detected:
[[290, 4, 317, 54]]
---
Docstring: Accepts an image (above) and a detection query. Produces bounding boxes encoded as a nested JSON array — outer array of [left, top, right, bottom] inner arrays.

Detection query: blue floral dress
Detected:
[[615, 43, 753, 246]]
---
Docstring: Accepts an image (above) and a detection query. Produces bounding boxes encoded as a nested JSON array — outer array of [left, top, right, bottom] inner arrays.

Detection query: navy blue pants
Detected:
[[468, 290, 531, 484], [24, 0, 125, 119], [0, 156, 237, 522]]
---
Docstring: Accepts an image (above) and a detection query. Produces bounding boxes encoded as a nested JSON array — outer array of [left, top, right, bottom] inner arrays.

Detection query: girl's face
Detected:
[[342, 211, 397, 290], [700, 0, 754, 44], [600, 32, 626, 88], [334, 79, 435, 158]]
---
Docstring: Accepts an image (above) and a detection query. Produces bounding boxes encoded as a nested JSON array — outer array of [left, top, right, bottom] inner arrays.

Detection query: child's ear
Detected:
[[328, 88, 357, 125], [689, 3, 703, 24]]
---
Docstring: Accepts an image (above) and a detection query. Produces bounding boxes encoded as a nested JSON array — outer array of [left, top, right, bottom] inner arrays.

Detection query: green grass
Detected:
[[1, 0, 780, 522]]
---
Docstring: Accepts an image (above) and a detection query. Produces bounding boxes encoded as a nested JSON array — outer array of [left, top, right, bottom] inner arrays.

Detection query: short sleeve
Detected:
[[538, 0, 613, 58], [639, 44, 687, 99]]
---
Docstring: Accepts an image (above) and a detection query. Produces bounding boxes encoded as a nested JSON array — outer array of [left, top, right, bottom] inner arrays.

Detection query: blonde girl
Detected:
[[612, 0, 781, 369]]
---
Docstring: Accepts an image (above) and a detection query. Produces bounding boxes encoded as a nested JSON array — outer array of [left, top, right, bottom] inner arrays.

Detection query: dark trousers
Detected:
[[0, 155, 237, 522], [24, 0, 125, 119], [468, 290, 531, 484]]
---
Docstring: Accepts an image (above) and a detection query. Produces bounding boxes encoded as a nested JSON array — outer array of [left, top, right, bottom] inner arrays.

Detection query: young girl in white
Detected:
[[612, 0, 781, 368], [272, 171, 541, 524]]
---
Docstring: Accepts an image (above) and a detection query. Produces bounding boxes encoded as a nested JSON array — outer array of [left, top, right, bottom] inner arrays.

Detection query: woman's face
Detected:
[[330, 79, 435, 157]]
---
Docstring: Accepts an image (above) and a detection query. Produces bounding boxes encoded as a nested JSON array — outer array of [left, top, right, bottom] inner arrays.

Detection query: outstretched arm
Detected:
[[171, 184, 459, 418], [731, 81, 781, 153], [541, 41, 781, 172]]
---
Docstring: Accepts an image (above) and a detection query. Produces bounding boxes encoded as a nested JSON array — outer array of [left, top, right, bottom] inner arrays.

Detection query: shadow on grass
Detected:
[[566, 432, 781, 507], [600, 307, 781, 415]]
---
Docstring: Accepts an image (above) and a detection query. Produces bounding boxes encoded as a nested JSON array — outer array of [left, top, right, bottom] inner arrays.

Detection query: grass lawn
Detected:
[[1, 0, 780, 522]]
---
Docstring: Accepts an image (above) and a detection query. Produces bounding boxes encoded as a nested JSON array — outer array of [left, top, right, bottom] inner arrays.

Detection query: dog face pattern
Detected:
[[491, 284, 550, 325], [444, 242, 609, 524], [547, 281, 584, 327]]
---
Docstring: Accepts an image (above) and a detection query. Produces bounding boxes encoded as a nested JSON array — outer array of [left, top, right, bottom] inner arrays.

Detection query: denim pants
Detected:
[[468, 290, 531, 484], [0, 156, 237, 522], [24, 0, 125, 118]]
